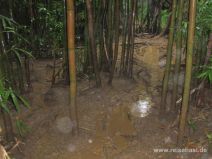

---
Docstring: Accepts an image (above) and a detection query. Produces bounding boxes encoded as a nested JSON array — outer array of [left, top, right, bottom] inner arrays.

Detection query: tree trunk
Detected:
[[63, 0, 70, 84], [178, 0, 197, 146], [106, 0, 114, 69], [119, 0, 129, 76], [108, 0, 120, 85], [128, 0, 137, 78], [124, 0, 135, 77], [86, 0, 101, 87], [98, 0, 106, 71]]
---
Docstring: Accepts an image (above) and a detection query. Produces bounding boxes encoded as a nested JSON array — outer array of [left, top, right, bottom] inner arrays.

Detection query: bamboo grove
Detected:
[[0, 0, 211, 149]]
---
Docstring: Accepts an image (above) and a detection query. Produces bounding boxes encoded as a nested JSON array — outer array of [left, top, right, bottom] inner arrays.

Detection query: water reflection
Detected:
[[130, 96, 152, 118]]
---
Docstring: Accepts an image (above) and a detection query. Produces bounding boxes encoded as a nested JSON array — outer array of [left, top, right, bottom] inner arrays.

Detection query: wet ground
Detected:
[[10, 36, 212, 159]]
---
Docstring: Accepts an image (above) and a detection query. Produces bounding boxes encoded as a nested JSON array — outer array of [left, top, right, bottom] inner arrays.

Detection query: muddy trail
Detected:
[[11, 36, 211, 159]]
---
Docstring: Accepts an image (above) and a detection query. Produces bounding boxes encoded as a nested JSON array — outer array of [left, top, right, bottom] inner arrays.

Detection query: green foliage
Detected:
[[188, 119, 197, 132], [0, 78, 29, 113], [180, 1, 212, 41], [181, 21, 188, 39], [160, 10, 169, 29], [0, 15, 33, 61], [136, 1, 148, 22], [207, 132, 212, 143], [35, 1, 64, 49], [75, 1, 86, 39], [193, 0, 212, 83], [0, 15, 29, 43], [0, 79, 11, 113], [196, 0, 212, 35], [0, 78, 30, 137], [16, 119, 30, 137], [197, 57, 212, 83]]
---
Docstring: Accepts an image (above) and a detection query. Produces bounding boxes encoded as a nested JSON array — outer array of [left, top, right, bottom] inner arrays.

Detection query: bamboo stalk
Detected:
[[160, 0, 177, 115], [171, 0, 185, 111], [66, 0, 79, 135], [178, 0, 197, 146]]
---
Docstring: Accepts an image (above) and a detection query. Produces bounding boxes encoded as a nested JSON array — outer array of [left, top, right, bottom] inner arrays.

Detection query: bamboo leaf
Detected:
[[0, 79, 4, 91], [12, 49, 22, 66], [209, 72, 212, 82], [4, 91, 11, 102], [0, 14, 17, 25], [16, 94, 30, 108], [16, 119, 30, 137], [15, 48, 34, 59], [12, 32, 30, 44], [197, 71, 207, 79], [9, 88, 20, 112], [0, 96, 10, 113]]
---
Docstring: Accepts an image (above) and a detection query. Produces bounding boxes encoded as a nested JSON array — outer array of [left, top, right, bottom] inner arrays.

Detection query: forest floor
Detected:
[[11, 35, 212, 159]]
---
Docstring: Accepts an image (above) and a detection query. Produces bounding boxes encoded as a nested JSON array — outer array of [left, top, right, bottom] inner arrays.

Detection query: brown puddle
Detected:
[[70, 92, 154, 159], [69, 105, 137, 159]]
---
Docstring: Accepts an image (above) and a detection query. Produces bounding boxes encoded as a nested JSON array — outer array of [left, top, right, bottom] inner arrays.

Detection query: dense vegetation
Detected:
[[0, 0, 211, 156]]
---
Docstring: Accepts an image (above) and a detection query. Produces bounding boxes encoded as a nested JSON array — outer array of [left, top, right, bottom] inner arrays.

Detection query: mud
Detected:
[[9, 36, 211, 159]]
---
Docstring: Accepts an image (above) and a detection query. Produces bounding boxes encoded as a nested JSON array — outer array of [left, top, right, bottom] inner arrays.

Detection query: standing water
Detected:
[[130, 94, 153, 118]]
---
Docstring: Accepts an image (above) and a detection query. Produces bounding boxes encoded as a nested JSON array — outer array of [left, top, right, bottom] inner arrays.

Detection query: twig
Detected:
[[176, 83, 203, 104], [8, 138, 25, 153]]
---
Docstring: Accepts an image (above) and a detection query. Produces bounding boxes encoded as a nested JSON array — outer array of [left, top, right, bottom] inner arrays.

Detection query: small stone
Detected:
[[67, 143, 76, 152], [164, 136, 172, 144], [208, 122, 212, 127], [55, 116, 74, 134], [88, 139, 93, 144]]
